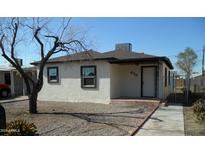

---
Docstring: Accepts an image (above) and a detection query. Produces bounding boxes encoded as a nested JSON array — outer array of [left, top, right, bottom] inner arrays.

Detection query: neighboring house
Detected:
[[0, 65, 37, 96], [190, 73, 205, 94], [32, 43, 174, 104]]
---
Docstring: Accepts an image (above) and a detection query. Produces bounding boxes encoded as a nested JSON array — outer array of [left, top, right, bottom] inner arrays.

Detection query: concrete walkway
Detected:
[[136, 104, 185, 136], [0, 96, 28, 104]]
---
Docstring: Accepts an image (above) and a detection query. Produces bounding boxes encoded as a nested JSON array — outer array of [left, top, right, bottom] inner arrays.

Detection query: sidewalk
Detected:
[[0, 96, 28, 104], [135, 104, 184, 136]]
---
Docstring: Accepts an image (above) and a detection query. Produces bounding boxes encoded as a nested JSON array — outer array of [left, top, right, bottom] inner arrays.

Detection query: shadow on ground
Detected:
[[2, 100, 157, 135], [37, 108, 146, 133]]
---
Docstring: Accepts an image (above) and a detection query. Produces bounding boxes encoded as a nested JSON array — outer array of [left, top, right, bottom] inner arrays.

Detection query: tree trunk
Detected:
[[29, 92, 38, 114]]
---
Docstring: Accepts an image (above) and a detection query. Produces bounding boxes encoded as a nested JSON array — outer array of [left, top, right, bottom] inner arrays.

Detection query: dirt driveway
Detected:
[[1, 101, 158, 136]]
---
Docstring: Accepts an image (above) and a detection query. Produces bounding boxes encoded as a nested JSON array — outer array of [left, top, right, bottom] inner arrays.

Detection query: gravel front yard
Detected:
[[1, 100, 158, 136]]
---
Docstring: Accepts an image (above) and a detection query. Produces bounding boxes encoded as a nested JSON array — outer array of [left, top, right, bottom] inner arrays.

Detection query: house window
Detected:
[[47, 67, 59, 83], [165, 67, 167, 87], [81, 66, 96, 88], [168, 70, 171, 86]]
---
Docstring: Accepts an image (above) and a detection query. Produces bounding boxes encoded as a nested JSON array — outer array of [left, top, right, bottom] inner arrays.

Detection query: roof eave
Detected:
[[108, 57, 174, 69], [30, 57, 117, 65]]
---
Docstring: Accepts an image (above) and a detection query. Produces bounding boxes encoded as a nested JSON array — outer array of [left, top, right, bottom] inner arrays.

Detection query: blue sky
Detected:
[[71, 17, 205, 73], [1, 17, 205, 73]]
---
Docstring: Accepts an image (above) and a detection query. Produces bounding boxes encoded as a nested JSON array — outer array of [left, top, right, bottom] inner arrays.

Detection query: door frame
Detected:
[[141, 66, 157, 98]]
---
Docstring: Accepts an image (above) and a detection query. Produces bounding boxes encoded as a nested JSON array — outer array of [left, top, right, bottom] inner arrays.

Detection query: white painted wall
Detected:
[[142, 67, 156, 97], [38, 60, 111, 104], [38, 60, 171, 103], [110, 64, 121, 98], [160, 62, 172, 99], [158, 63, 163, 98], [110, 63, 167, 99], [110, 64, 141, 98]]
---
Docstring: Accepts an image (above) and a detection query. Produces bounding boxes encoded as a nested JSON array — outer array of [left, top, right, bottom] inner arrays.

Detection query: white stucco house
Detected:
[[32, 43, 174, 104]]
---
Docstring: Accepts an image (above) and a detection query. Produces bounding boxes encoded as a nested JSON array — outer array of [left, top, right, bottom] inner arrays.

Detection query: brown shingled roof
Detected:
[[103, 50, 156, 59], [31, 50, 116, 65], [46, 50, 115, 62], [31, 50, 173, 69]]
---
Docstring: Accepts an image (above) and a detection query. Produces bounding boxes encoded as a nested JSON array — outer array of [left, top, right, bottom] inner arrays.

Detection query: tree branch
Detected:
[[44, 35, 59, 42], [9, 20, 23, 70], [59, 17, 71, 40], [0, 35, 6, 54], [11, 22, 18, 58], [34, 27, 44, 58], [0, 31, 35, 93], [63, 40, 87, 51]]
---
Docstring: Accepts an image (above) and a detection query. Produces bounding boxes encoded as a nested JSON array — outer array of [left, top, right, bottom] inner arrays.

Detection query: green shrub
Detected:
[[193, 99, 205, 121], [5, 120, 38, 136]]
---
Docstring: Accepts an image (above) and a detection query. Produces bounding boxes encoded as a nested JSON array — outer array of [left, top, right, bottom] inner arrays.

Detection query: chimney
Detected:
[[115, 43, 132, 52]]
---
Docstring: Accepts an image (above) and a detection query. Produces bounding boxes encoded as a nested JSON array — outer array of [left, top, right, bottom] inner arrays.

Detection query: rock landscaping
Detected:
[[1, 100, 158, 136]]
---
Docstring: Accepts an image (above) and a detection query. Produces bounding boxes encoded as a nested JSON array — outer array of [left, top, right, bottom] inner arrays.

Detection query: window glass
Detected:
[[84, 78, 95, 85], [81, 66, 96, 88], [47, 67, 58, 83], [49, 68, 57, 76], [82, 67, 95, 76]]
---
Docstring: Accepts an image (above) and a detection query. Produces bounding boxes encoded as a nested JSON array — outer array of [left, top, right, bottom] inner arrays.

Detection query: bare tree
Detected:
[[176, 47, 198, 104], [0, 18, 87, 113]]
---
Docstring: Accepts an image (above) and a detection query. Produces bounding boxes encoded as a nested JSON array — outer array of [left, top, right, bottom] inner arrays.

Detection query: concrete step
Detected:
[[111, 99, 161, 106]]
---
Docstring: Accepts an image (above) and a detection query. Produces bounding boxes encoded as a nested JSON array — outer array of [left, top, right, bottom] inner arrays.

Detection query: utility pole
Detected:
[[202, 46, 205, 101]]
